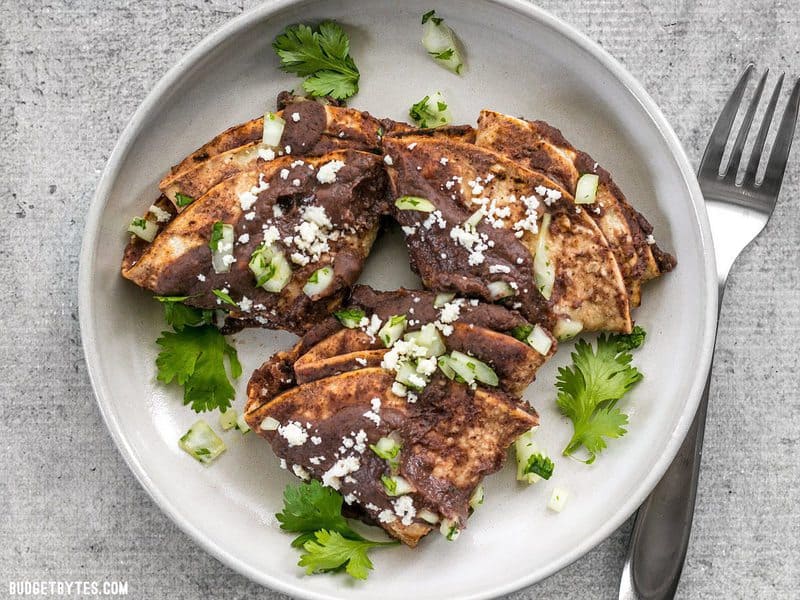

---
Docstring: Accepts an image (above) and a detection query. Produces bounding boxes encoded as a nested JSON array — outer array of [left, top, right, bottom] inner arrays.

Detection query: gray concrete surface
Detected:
[[1, 1, 798, 598]]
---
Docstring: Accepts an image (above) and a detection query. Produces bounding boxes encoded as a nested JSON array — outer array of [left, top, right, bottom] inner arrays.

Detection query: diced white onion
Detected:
[[262, 111, 285, 147], [548, 487, 569, 512], [128, 217, 158, 242], [465, 209, 484, 229], [422, 18, 464, 75], [553, 318, 583, 341], [487, 280, 515, 300], [447, 350, 499, 387], [433, 292, 455, 308], [382, 474, 414, 496], [469, 484, 485, 509], [395, 195, 436, 212], [178, 420, 227, 464], [260, 416, 280, 431], [534, 213, 555, 300], [218, 409, 238, 431], [403, 323, 446, 357], [514, 428, 541, 484], [418, 509, 440, 524], [211, 223, 235, 274], [303, 265, 334, 298], [575, 173, 599, 204], [236, 412, 251, 434], [527, 324, 553, 356], [439, 518, 460, 541], [378, 315, 407, 348]]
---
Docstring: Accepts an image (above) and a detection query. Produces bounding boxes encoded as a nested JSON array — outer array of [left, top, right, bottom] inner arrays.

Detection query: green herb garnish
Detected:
[[273, 22, 360, 100]]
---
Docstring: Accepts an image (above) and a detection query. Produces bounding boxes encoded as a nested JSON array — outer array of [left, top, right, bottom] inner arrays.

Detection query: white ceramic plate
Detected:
[[79, 1, 717, 598]]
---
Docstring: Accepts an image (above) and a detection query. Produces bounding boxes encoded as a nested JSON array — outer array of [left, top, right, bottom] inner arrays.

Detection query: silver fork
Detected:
[[619, 64, 800, 600]]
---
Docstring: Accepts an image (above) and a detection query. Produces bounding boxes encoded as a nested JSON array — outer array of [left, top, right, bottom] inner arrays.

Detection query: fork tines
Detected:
[[698, 64, 800, 194]]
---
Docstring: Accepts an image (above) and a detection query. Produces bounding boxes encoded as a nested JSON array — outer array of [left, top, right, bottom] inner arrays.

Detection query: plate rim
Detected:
[[78, 1, 719, 597]]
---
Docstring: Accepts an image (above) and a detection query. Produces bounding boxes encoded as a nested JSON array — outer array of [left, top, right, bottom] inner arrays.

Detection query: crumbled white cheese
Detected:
[[439, 300, 462, 324], [238, 233, 250, 244], [148, 204, 172, 222], [238, 296, 253, 312], [439, 157, 449, 165], [196, 273, 206, 282], [392, 495, 417, 526], [292, 464, 311, 480], [321, 456, 361, 490], [646, 234, 656, 245], [258, 147, 276, 161], [391, 381, 407, 397], [277, 421, 308, 447], [292, 178, 301, 187], [378, 509, 397, 523], [279, 169, 289, 180], [316, 159, 345, 184], [489, 264, 511, 274], [383, 155, 393, 166], [311, 436, 322, 445], [291, 112, 300, 122], [363, 409, 380, 426]]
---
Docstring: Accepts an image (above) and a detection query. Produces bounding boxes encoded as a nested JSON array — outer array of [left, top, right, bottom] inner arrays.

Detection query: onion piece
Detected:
[[262, 111, 285, 147], [302, 265, 335, 298], [514, 428, 541, 484], [433, 292, 455, 308], [548, 487, 569, 512], [395, 195, 436, 212], [218, 409, 238, 431], [178, 420, 227, 464], [128, 217, 158, 242], [488, 280, 515, 300], [534, 213, 555, 299], [403, 323, 446, 357], [209, 222, 235, 274], [248, 244, 292, 293], [575, 173, 599, 204], [469, 484, 485, 509], [447, 350, 499, 387], [421, 12, 464, 75], [378, 314, 407, 348], [526, 324, 553, 356], [553, 318, 583, 341]]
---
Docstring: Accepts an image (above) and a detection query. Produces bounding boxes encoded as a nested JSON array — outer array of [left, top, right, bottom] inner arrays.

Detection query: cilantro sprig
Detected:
[[154, 298, 241, 414], [556, 330, 645, 463], [523, 453, 554, 480], [276, 480, 398, 580], [273, 22, 360, 101]]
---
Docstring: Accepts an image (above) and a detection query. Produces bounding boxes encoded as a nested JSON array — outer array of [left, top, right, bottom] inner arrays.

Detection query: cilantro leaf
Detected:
[[276, 480, 356, 548], [154, 296, 214, 331], [174, 192, 195, 207], [156, 325, 242, 413], [212, 289, 237, 307], [333, 307, 366, 328], [609, 325, 647, 352], [523, 453, 554, 480], [421, 10, 443, 25], [510, 324, 533, 342], [299, 530, 396, 580], [556, 335, 643, 463], [273, 22, 360, 101], [277, 481, 399, 579], [409, 92, 451, 128], [209, 221, 224, 251]]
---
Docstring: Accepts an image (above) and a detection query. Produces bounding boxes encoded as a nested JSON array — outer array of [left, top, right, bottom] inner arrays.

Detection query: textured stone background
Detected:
[[1, 1, 798, 598]]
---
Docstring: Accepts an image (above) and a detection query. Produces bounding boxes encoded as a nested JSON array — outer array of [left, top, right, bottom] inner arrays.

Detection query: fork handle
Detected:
[[618, 372, 711, 599]]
